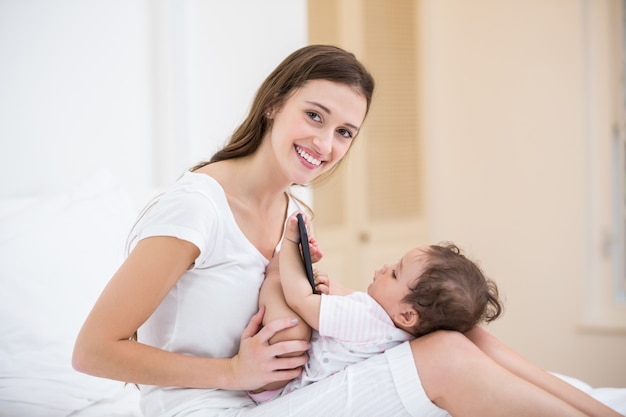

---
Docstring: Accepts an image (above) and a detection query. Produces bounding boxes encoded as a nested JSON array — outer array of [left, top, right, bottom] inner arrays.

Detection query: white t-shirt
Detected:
[[129, 171, 300, 416]]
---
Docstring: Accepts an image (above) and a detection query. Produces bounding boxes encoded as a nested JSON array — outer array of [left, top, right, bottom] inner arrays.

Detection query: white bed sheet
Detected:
[[65, 374, 626, 416], [554, 373, 626, 415], [69, 385, 142, 417]]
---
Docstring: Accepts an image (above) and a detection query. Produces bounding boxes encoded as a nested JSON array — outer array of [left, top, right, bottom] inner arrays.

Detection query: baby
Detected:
[[250, 212, 503, 403]]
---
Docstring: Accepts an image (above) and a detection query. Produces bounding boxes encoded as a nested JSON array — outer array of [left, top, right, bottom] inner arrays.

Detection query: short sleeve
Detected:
[[130, 184, 221, 268], [319, 293, 372, 341]]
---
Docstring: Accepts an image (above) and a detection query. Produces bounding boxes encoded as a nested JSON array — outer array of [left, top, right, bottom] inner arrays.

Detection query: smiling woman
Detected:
[[70, 43, 626, 417], [0, 2, 310, 415], [72, 45, 384, 416]]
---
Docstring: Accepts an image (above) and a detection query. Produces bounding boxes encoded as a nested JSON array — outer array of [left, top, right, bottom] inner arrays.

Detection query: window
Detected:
[[610, 123, 626, 303], [614, 3, 626, 299], [581, 0, 626, 331]]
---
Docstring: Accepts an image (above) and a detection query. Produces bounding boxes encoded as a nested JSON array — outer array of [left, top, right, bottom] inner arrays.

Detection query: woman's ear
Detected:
[[265, 107, 276, 119]]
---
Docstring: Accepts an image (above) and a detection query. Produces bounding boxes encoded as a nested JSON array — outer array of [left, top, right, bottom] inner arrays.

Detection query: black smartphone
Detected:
[[296, 213, 317, 294]]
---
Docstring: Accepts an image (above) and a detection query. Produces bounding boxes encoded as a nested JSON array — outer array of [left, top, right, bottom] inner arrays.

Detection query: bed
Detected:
[[0, 171, 625, 416]]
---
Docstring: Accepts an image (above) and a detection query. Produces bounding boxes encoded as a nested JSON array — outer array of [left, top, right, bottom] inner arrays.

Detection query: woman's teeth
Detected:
[[296, 146, 321, 166]]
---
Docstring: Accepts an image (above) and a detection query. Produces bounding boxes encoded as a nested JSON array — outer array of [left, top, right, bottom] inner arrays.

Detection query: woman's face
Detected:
[[268, 79, 367, 185]]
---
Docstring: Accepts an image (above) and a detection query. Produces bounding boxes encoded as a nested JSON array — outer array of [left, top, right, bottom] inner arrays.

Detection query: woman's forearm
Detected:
[[73, 308, 310, 391], [73, 335, 238, 389], [72, 236, 233, 388]]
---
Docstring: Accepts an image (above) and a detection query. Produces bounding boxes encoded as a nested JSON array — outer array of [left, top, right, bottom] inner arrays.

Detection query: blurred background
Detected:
[[1, 0, 624, 387]]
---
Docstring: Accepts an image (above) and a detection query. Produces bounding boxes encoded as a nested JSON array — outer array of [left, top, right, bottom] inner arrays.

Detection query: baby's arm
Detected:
[[280, 214, 323, 331], [254, 247, 312, 393]]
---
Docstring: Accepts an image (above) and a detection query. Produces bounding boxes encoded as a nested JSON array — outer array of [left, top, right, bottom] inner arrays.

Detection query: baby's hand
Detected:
[[313, 269, 330, 295], [285, 212, 324, 261], [284, 213, 304, 243], [308, 236, 323, 263]]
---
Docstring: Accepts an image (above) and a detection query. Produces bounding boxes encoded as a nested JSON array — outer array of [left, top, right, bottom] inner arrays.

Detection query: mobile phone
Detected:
[[296, 213, 317, 294]]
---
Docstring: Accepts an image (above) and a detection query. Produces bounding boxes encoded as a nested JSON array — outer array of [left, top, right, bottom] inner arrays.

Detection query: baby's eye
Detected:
[[391, 270, 397, 279], [337, 128, 353, 139], [307, 111, 321, 122]]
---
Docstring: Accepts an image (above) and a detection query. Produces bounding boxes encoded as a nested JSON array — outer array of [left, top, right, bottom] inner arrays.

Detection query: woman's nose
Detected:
[[312, 129, 333, 155]]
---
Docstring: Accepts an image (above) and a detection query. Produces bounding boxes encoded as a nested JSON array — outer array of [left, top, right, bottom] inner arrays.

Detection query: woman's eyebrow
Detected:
[[305, 100, 360, 132]]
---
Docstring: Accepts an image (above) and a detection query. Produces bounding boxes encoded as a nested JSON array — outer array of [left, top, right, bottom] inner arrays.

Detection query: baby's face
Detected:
[[367, 247, 428, 317]]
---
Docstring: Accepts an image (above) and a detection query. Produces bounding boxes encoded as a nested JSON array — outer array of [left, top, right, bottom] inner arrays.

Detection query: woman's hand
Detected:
[[229, 306, 309, 391]]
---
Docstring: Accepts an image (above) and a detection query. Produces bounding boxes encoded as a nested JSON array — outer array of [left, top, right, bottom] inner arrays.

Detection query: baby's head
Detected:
[[367, 243, 503, 337]]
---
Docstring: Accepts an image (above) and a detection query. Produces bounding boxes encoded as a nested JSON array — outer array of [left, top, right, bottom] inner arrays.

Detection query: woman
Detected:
[[73, 44, 620, 417]]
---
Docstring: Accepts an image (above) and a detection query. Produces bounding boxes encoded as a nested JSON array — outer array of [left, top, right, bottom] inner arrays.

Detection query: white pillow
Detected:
[[0, 171, 140, 416]]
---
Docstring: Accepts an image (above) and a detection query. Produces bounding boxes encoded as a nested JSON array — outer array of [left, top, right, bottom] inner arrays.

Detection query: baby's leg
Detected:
[[255, 266, 311, 392]]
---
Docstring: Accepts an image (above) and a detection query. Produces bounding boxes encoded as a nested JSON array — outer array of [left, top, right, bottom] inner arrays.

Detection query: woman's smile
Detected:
[[295, 144, 323, 168]]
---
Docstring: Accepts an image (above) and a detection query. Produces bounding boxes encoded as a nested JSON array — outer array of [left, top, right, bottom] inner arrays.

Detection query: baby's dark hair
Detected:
[[403, 243, 503, 337]]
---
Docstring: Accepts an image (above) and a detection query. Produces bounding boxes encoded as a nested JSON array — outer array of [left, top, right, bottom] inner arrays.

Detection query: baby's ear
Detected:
[[395, 306, 419, 328]]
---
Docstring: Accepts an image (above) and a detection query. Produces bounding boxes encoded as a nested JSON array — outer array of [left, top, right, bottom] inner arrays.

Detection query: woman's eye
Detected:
[[337, 128, 353, 139], [306, 111, 321, 122]]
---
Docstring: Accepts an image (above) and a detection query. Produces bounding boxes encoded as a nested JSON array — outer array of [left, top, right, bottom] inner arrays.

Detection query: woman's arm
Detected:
[[72, 236, 308, 390]]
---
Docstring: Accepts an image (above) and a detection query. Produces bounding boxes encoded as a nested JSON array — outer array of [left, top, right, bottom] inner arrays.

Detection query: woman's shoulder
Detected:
[[164, 170, 227, 203], [129, 171, 230, 258], [137, 171, 227, 224], [178, 169, 221, 189]]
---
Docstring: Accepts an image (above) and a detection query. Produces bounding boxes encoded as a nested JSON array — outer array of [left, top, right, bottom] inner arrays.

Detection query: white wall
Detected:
[[0, 0, 307, 197], [0, 0, 154, 196]]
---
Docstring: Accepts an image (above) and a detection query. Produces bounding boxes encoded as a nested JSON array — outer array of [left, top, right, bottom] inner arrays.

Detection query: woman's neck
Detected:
[[198, 157, 290, 259], [213, 156, 289, 208]]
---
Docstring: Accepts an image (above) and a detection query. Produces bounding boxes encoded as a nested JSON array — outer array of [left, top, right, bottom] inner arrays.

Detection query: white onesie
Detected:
[[250, 292, 413, 402]]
